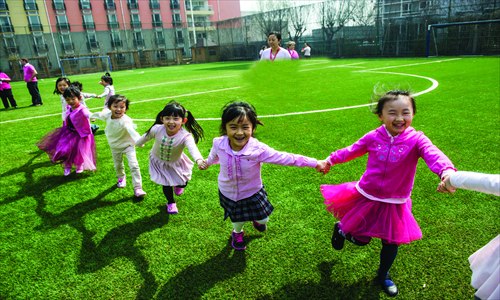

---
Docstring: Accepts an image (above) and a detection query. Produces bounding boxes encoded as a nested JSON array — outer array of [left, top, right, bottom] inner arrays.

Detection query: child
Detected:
[[318, 90, 456, 296], [37, 86, 96, 176], [71, 81, 99, 134], [286, 41, 300, 59], [96, 72, 115, 108], [91, 95, 146, 198], [437, 171, 499, 300], [0, 69, 18, 109], [53, 77, 72, 122], [136, 100, 204, 214], [200, 101, 322, 251]]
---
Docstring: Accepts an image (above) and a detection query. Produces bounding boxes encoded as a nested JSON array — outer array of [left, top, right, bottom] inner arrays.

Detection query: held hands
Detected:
[[197, 159, 208, 170], [437, 174, 457, 194], [315, 160, 331, 174]]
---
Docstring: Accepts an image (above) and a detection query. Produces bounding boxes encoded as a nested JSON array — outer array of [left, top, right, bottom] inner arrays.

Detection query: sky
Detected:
[[239, 0, 323, 13]]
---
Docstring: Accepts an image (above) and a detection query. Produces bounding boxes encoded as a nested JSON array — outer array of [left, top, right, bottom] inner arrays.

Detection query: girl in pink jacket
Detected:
[[319, 90, 455, 297], [201, 101, 322, 251]]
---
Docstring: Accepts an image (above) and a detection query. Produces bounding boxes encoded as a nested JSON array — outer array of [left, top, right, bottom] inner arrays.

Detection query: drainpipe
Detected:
[[43, 0, 62, 71]]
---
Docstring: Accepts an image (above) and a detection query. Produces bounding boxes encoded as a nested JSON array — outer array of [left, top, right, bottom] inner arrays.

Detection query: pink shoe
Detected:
[[117, 177, 126, 188], [174, 187, 184, 196], [76, 165, 84, 174], [166, 203, 178, 214], [64, 167, 71, 176], [231, 231, 246, 251], [134, 188, 146, 198]]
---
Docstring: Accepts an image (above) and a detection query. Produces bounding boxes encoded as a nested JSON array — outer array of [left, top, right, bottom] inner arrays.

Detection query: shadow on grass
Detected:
[[257, 261, 381, 300], [156, 236, 259, 299], [0, 151, 76, 206]]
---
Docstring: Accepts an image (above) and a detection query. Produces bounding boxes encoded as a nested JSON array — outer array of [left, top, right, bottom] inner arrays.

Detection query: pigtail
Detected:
[[184, 111, 204, 144], [145, 110, 164, 135]]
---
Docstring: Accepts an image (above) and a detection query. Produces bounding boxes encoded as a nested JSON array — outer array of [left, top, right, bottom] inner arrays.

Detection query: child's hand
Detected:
[[437, 175, 456, 193], [197, 159, 208, 170], [316, 160, 331, 174]]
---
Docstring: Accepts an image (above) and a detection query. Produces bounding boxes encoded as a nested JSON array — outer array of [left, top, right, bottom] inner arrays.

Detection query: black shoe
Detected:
[[331, 222, 345, 250], [377, 274, 399, 297]]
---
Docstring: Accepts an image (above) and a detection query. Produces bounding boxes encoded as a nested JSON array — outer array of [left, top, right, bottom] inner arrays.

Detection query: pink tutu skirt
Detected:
[[37, 127, 96, 170], [321, 181, 422, 245]]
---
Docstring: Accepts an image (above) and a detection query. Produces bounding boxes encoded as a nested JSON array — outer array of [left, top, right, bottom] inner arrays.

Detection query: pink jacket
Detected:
[[327, 126, 455, 203], [65, 105, 92, 138], [207, 136, 317, 201]]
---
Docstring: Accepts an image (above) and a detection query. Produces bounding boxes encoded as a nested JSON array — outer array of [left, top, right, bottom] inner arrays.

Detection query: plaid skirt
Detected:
[[219, 187, 274, 222]]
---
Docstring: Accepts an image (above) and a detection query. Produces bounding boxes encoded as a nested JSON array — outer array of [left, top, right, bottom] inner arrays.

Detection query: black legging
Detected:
[[378, 242, 399, 279], [162, 183, 187, 204]]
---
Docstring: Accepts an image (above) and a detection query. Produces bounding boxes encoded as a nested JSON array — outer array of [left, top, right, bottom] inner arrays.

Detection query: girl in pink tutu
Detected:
[[136, 101, 204, 214], [318, 90, 455, 297], [37, 86, 96, 176]]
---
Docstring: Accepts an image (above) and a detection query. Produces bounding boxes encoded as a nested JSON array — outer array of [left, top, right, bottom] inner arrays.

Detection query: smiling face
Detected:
[[267, 34, 280, 50], [57, 81, 69, 94], [65, 95, 80, 110], [162, 115, 185, 136], [110, 100, 126, 119], [225, 116, 253, 151], [378, 96, 414, 136]]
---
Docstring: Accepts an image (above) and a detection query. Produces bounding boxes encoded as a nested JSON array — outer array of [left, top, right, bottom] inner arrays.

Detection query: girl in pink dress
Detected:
[[136, 101, 204, 214], [37, 86, 96, 176], [319, 90, 455, 297]]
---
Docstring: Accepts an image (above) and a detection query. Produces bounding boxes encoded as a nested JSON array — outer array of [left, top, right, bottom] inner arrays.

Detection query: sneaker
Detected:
[[64, 167, 71, 176], [91, 124, 99, 134], [231, 231, 246, 251], [378, 273, 399, 297], [76, 165, 84, 174], [117, 177, 126, 188], [174, 187, 184, 196], [134, 188, 146, 198], [331, 222, 346, 250], [166, 203, 178, 214], [252, 220, 267, 232]]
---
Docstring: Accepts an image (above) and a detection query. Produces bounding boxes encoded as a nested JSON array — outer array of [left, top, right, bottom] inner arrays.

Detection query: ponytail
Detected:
[[184, 111, 204, 143]]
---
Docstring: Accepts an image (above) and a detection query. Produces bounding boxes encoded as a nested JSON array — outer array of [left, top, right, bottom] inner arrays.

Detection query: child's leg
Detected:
[[163, 186, 175, 204], [377, 241, 399, 296], [124, 147, 142, 189], [231, 221, 246, 251], [174, 182, 187, 196], [252, 217, 269, 232], [112, 151, 125, 181], [232, 221, 245, 233]]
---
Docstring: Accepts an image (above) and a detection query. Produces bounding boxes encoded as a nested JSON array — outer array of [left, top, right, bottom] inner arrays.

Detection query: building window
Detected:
[[170, 0, 179, 10], [176, 30, 183, 44], [53, 0, 65, 10], [60, 33, 74, 51], [4, 35, 17, 54], [107, 13, 119, 29], [33, 34, 48, 54], [130, 13, 141, 28], [87, 32, 98, 50], [402, 3, 410, 13], [0, 15, 13, 33], [128, 0, 138, 9], [28, 15, 43, 31], [57, 15, 70, 31], [0, 0, 8, 11], [79, 0, 91, 10], [172, 13, 181, 27], [110, 30, 122, 47], [152, 13, 162, 27], [150, 0, 160, 10], [155, 31, 165, 46], [24, 0, 38, 10], [83, 14, 95, 30], [105, 0, 115, 10], [133, 31, 144, 47]]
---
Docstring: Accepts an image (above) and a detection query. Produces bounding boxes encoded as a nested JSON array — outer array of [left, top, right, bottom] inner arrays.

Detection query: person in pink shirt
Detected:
[[0, 69, 18, 109], [318, 90, 456, 297], [287, 41, 300, 59], [20, 58, 43, 106], [200, 101, 324, 251], [136, 101, 205, 214]]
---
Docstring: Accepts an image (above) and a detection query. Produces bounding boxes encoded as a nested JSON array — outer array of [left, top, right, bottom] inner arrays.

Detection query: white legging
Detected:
[[232, 217, 269, 233]]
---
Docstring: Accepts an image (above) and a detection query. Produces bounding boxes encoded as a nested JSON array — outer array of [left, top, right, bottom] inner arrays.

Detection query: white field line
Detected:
[[300, 62, 366, 72], [118, 75, 237, 92], [0, 86, 241, 124], [357, 58, 462, 72]]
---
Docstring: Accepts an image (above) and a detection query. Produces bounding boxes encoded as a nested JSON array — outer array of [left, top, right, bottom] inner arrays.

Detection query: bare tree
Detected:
[[287, 4, 313, 44], [319, 0, 358, 53], [254, 0, 290, 39], [352, 0, 376, 27]]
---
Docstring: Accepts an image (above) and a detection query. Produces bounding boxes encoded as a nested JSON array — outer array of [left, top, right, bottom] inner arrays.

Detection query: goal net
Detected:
[[59, 55, 112, 76]]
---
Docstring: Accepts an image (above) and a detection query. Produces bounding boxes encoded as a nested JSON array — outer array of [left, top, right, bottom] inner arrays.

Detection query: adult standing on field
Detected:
[[0, 68, 18, 109], [20, 58, 43, 106], [301, 42, 311, 59], [260, 32, 291, 61]]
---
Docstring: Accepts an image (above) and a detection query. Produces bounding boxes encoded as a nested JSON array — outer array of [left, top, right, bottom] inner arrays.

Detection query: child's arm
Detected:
[[81, 92, 97, 99], [123, 118, 141, 143], [90, 109, 111, 121], [184, 134, 205, 167], [417, 133, 456, 178], [438, 171, 499, 196], [326, 133, 370, 166], [257, 143, 318, 168], [203, 138, 221, 169], [135, 127, 155, 147]]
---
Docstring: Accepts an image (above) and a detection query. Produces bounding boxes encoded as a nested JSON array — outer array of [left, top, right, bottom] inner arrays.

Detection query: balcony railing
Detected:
[[152, 21, 163, 28], [83, 22, 95, 30], [29, 24, 43, 32], [130, 21, 142, 28], [0, 24, 14, 33], [108, 21, 119, 29]]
